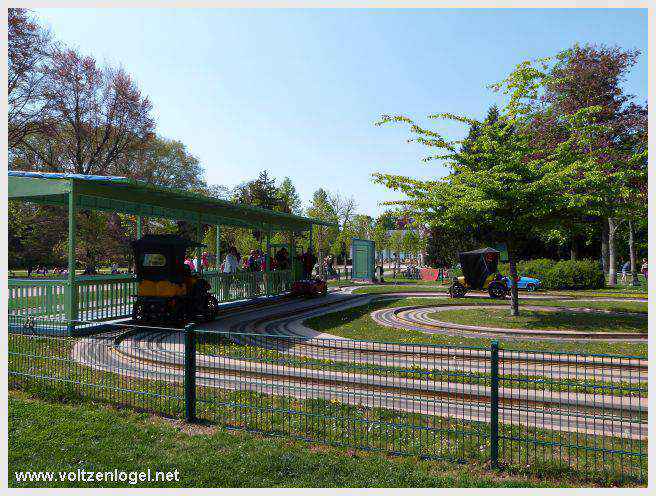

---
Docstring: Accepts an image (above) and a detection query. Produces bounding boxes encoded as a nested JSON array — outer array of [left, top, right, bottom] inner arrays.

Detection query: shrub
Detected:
[[541, 259, 605, 290], [498, 258, 555, 280], [519, 258, 556, 281]]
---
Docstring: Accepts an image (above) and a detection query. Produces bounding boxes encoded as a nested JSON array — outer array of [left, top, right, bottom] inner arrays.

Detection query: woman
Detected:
[[640, 258, 648, 281]]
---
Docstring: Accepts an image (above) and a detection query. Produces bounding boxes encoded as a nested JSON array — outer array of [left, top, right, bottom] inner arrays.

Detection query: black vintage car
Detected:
[[131, 234, 219, 325], [448, 247, 509, 299]]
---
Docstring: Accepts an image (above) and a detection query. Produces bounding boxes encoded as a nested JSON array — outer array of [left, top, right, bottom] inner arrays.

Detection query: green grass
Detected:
[[303, 297, 648, 356], [431, 307, 647, 334], [352, 283, 449, 294], [9, 332, 646, 484], [8, 393, 645, 487]]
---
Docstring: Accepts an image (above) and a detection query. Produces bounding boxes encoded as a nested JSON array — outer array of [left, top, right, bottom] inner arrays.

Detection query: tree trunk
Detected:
[[629, 219, 639, 286], [570, 238, 578, 261], [508, 254, 519, 317], [600, 218, 609, 275], [608, 218, 617, 286]]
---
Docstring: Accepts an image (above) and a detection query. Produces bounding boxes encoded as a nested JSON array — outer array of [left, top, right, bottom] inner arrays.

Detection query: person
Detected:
[[641, 258, 648, 281], [245, 250, 260, 272], [201, 251, 210, 270], [300, 250, 316, 280], [621, 260, 630, 285], [222, 247, 239, 274], [111, 262, 119, 275], [184, 258, 195, 272], [275, 247, 289, 271]]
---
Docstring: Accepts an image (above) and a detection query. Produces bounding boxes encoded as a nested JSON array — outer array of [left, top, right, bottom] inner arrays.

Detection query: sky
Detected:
[[34, 8, 647, 217]]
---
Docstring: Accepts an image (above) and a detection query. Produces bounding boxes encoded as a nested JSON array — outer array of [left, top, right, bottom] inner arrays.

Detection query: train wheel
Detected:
[[204, 295, 219, 321], [132, 302, 146, 323]]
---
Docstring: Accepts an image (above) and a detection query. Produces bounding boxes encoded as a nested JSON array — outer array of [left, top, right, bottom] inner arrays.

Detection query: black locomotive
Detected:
[[131, 234, 219, 325]]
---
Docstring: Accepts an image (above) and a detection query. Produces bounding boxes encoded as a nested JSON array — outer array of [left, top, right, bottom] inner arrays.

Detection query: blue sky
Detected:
[[35, 8, 647, 217]]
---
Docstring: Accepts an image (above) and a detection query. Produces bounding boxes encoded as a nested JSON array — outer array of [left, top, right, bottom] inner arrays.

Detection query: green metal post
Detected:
[[136, 216, 143, 239], [66, 187, 78, 334], [265, 230, 271, 295], [490, 340, 500, 468], [196, 219, 202, 274], [215, 224, 221, 269], [290, 231, 296, 282], [184, 325, 197, 422]]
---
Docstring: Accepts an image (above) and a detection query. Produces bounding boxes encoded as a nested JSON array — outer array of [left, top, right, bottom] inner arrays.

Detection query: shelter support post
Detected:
[[136, 216, 143, 239], [290, 231, 296, 282], [215, 224, 221, 270], [195, 219, 203, 274], [66, 188, 78, 334], [265, 230, 271, 295]]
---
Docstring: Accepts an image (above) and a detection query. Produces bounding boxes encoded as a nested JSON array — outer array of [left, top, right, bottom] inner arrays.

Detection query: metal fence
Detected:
[[8, 270, 294, 326], [8, 316, 647, 484]]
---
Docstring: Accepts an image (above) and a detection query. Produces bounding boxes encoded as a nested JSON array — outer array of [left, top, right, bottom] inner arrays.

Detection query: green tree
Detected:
[[374, 109, 576, 315], [492, 44, 647, 283], [277, 177, 302, 214]]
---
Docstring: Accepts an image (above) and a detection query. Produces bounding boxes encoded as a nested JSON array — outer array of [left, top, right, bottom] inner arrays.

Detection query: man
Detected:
[[621, 260, 631, 285]]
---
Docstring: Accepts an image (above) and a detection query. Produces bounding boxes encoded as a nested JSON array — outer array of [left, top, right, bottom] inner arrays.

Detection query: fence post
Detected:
[[184, 324, 197, 422], [490, 340, 499, 468]]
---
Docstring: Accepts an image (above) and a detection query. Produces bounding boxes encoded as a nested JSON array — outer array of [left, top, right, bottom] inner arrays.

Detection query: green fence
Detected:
[[9, 270, 295, 324], [8, 279, 67, 318], [8, 316, 647, 485]]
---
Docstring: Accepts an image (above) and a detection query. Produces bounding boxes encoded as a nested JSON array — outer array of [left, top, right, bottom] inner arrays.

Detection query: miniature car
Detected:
[[448, 248, 509, 299], [503, 275, 541, 292]]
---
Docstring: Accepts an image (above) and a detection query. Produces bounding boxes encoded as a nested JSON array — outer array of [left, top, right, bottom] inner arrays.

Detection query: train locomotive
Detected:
[[131, 234, 219, 325]]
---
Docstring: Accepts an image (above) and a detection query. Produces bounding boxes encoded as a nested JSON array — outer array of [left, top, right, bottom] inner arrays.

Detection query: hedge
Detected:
[[499, 258, 604, 290]]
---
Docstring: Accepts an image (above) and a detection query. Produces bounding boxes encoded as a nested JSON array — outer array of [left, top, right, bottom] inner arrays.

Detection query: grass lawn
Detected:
[[345, 279, 647, 299], [304, 297, 648, 356], [8, 393, 642, 488], [431, 307, 647, 334]]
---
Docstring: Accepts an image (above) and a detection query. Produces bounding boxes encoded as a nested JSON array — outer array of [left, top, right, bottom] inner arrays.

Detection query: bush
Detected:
[[518, 258, 556, 281], [498, 258, 555, 280], [541, 259, 605, 290]]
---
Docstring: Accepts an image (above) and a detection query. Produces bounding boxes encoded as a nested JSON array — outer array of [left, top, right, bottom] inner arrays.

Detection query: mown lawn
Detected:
[[431, 307, 647, 334], [8, 393, 642, 488], [303, 297, 648, 356], [348, 280, 647, 299]]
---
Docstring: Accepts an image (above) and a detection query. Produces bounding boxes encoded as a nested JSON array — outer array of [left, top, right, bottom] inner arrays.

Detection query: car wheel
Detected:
[[488, 282, 508, 299], [449, 283, 467, 298], [526, 283, 536, 292]]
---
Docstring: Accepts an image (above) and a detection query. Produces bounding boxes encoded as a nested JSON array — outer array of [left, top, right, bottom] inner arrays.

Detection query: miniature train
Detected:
[[131, 235, 219, 325]]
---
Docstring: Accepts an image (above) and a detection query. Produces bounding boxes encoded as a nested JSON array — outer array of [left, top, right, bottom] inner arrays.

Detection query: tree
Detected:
[[13, 47, 155, 174], [233, 171, 285, 211], [8, 8, 53, 150], [277, 177, 302, 214], [493, 44, 647, 284], [374, 109, 576, 315], [117, 136, 206, 191]]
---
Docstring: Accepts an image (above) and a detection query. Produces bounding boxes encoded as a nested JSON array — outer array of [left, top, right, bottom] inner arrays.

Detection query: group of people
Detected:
[[219, 246, 291, 274], [26, 266, 68, 277]]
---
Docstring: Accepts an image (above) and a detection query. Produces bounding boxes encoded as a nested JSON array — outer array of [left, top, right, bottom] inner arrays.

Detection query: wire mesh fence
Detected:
[[8, 315, 647, 483]]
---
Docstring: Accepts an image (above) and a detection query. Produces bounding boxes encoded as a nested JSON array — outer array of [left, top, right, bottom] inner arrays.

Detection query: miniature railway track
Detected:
[[70, 289, 647, 440]]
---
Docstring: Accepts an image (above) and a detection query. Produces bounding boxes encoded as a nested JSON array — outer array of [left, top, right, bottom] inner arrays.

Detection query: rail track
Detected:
[[70, 288, 647, 440]]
